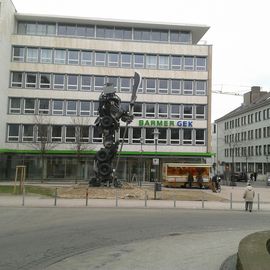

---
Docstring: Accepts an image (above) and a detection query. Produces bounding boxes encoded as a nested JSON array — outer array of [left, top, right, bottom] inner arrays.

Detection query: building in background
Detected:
[[0, 0, 212, 181], [215, 86, 270, 180]]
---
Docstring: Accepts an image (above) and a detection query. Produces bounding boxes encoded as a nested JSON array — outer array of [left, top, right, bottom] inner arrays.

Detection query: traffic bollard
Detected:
[[257, 193, 260, 211], [22, 186, 25, 206], [54, 188, 57, 206], [144, 191, 147, 207], [230, 193, 232, 210], [86, 188, 89, 206], [115, 189, 118, 207]]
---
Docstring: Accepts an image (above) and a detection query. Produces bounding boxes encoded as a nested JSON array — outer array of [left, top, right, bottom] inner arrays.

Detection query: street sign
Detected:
[[153, 158, 159, 165]]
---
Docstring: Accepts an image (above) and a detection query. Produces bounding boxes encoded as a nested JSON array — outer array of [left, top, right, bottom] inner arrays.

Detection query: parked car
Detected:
[[232, 172, 248, 182]]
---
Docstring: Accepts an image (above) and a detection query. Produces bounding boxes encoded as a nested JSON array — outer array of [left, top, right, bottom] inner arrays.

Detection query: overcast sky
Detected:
[[12, 0, 270, 121]]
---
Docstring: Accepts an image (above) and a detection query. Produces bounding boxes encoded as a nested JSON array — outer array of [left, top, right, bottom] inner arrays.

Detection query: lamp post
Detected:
[[140, 137, 144, 187], [153, 128, 160, 182]]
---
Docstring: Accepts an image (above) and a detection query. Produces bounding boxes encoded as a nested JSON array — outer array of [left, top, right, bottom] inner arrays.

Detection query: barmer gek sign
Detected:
[[138, 120, 193, 127]]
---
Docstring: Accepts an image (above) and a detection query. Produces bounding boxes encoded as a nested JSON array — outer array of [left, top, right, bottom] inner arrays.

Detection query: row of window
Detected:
[[17, 21, 192, 44], [225, 144, 270, 157], [7, 124, 206, 145], [8, 98, 207, 119], [224, 109, 270, 129], [12, 46, 207, 71], [225, 126, 270, 143], [10, 72, 207, 95]]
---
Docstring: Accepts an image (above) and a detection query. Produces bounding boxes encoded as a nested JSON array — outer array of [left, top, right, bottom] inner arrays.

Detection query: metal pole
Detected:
[[174, 194, 176, 208], [230, 192, 232, 210], [22, 186, 25, 206], [86, 188, 89, 206], [54, 188, 57, 206], [144, 191, 147, 207], [202, 192, 204, 209], [257, 193, 260, 211], [115, 189, 118, 207]]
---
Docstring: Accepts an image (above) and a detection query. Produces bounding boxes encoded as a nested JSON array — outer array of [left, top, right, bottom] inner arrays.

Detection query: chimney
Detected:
[[243, 86, 263, 105]]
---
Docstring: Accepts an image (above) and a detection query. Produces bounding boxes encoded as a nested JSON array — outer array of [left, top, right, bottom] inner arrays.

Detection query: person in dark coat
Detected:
[[187, 173, 194, 188]]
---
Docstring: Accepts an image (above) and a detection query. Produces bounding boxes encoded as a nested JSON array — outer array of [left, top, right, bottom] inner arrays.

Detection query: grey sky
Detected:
[[12, 0, 269, 120]]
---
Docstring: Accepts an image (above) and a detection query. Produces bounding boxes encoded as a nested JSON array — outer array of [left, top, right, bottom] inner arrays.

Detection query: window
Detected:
[[195, 81, 206, 95], [183, 129, 192, 145], [52, 125, 62, 142], [13, 47, 24, 62], [22, 125, 34, 142], [40, 73, 51, 89], [134, 54, 144, 68], [171, 56, 182, 70], [120, 77, 131, 92], [134, 29, 151, 41], [195, 105, 205, 119], [65, 126, 76, 142], [67, 75, 78, 90], [8, 124, 20, 142], [40, 48, 52, 63], [9, 98, 21, 114], [115, 27, 132, 39], [53, 74, 65, 89], [81, 51, 92, 65], [195, 129, 205, 145], [158, 128, 167, 144], [54, 49, 66, 64], [26, 48, 38, 63], [18, 22, 27, 34], [196, 57, 207, 71], [58, 24, 76, 36], [152, 30, 168, 42], [170, 104, 181, 118], [146, 79, 156, 93], [171, 79, 181, 94], [77, 25, 94, 37], [26, 23, 37, 35], [96, 26, 114, 38], [80, 101, 91, 116], [146, 55, 157, 69], [158, 104, 168, 118], [108, 53, 119, 67], [38, 99, 50, 115], [93, 126, 102, 143], [180, 31, 191, 43], [81, 75, 92, 91], [121, 53, 132, 68], [145, 128, 154, 144], [68, 50, 79, 65], [170, 31, 181, 42], [52, 100, 64, 115], [158, 79, 168, 94], [133, 103, 143, 117], [95, 52, 106, 66], [183, 57, 194, 70], [37, 24, 49, 35], [137, 78, 144, 93], [47, 23, 56, 35], [159, 55, 169, 70], [26, 73, 37, 88], [145, 103, 155, 118], [183, 105, 193, 119], [183, 80, 193, 95], [66, 100, 77, 115], [132, 127, 142, 143], [79, 126, 90, 143], [24, 99, 35, 114], [170, 129, 180, 144], [93, 102, 99, 116], [94, 76, 105, 91], [120, 127, 129, 143]]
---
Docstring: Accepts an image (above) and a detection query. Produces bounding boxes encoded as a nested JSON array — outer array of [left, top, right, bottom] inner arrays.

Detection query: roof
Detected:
[[215, 92, 270, 122], [15, 13, 210, 44]]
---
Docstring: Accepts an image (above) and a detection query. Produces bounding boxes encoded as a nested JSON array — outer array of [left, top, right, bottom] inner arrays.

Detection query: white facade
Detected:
[[215, 87, 270, 179], [0, 0, 212, 180]]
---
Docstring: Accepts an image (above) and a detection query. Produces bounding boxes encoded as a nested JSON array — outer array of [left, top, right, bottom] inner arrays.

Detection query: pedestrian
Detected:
[[243, 182, 255, 212], [187, 173, 194, 188], [254, 172, 257, 181], [196, 174, 203, 189]]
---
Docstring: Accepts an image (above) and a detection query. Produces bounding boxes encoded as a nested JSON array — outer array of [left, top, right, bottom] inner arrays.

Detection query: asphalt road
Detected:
[[0, 208, 269, 270]]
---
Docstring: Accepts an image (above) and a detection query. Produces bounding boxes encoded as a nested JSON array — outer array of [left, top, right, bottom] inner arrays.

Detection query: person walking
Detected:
[[187, 173, 194, 188], [243, 182, 255, 212]]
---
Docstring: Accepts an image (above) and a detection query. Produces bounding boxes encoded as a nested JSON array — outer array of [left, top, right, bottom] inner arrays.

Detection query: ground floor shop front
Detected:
[[0, 152, 212, 183]]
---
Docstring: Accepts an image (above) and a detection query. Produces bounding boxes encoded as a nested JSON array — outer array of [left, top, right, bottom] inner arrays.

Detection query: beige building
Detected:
[[0, 0, 212, 181]]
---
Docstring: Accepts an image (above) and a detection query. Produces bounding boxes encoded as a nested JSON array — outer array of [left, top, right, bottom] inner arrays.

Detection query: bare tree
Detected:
[[31, 115, 57, 182], [70, 117, 92, 183]]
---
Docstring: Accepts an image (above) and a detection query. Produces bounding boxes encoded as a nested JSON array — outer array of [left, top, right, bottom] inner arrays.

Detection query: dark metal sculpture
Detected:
[[90, 72, 141, 187]]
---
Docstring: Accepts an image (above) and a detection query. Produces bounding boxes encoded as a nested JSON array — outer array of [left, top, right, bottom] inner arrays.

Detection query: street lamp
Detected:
[[140, 137, 144, 187], [153, 128, 160, 182]]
